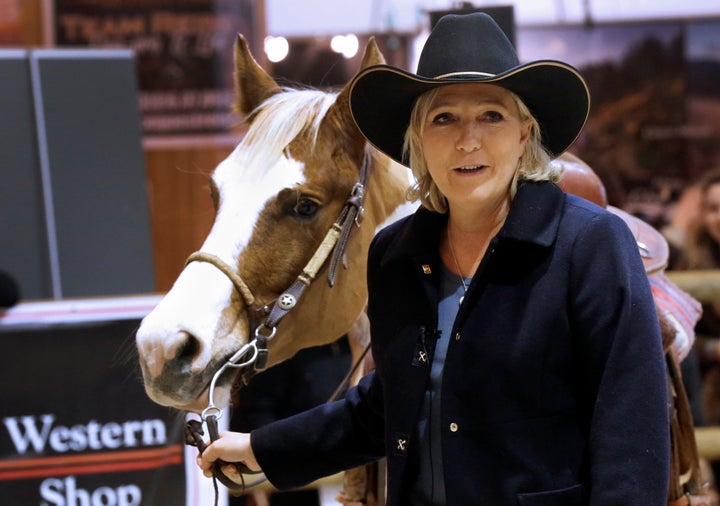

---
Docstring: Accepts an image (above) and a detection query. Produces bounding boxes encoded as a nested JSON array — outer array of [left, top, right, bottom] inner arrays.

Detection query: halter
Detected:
[[184, 147, 372, 496]]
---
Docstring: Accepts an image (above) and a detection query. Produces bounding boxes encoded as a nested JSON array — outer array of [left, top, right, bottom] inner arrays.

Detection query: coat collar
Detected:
[[380, 181, 565, 266]]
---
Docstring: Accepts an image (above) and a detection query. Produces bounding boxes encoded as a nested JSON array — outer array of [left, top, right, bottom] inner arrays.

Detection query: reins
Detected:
[[184, 147, 372, 499], [184, 338, 372, 503]]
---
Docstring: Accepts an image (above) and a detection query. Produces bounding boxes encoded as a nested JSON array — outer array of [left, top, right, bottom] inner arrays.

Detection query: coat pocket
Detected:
[[517, 483, 586, 505]]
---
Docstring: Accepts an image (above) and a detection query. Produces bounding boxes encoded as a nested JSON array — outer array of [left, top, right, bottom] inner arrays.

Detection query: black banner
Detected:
[[0, 299, 186, 505]]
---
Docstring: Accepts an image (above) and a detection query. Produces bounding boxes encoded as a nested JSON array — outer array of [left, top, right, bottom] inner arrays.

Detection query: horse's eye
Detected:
[[293, 198, 320, 218]]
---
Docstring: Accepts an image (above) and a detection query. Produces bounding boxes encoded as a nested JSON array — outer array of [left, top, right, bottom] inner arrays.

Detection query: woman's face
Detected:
[[702, 182, 720, 243], [421, 83, 531, 213]]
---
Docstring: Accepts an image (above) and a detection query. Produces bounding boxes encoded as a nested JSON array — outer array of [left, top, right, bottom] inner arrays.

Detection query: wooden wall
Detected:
[[16, 0, 43, 46], [144, 141, 233, 291]]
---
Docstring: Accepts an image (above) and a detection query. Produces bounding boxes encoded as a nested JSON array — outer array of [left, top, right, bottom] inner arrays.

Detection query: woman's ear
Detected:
[[520, 120, 532, 145]]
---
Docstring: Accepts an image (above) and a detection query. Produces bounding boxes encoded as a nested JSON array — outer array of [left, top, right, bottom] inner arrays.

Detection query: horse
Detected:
[[135, 34, 411, 502]]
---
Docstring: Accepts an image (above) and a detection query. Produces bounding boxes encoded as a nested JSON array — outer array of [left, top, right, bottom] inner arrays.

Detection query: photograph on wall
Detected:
[[517, 19, 720, 229], [686, 19, 720, 181], [51, 0, 261, 137]]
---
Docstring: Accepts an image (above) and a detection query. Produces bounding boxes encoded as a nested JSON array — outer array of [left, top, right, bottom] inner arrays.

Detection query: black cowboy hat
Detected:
[[349, 12, 590, 165]]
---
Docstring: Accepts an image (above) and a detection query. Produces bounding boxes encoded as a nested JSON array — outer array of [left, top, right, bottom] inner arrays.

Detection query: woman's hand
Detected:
[[196, 431, 261, 479]]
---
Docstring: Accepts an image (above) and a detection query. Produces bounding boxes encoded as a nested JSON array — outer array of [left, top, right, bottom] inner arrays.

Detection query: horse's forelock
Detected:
[[236, 88, 339, 177]]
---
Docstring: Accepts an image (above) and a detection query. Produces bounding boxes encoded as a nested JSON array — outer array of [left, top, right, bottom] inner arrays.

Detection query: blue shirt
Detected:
[[411, 263, 469, 505]]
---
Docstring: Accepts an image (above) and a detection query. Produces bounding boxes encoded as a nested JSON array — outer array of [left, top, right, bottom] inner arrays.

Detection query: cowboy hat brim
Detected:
[[349, 60, 590, 166]]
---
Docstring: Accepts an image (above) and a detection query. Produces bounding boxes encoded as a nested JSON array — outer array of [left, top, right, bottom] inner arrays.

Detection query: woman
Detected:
[[198, 13, 670, 504], [675, 169, 720, 424]]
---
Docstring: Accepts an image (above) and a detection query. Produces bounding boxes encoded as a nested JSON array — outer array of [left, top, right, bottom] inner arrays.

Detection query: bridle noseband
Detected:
[[184, 147, 372, 496]]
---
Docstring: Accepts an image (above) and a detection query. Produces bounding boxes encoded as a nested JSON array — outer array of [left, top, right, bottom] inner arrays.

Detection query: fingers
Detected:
[[195, 439, 227, 478], [220, 464, 243, 484], [194, 431, 261, 476], [196, 441, 226, 477], [196, 454, 214, 478]]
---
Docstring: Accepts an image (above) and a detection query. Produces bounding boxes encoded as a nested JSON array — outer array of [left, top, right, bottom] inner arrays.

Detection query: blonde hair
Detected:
[[402, 87, 559, 213]]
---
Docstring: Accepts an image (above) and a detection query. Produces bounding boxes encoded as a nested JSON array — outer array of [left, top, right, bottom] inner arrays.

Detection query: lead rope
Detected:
[[184, 341, 372, 505], [185, 417, 249, 506], [185, 340, 265, 502]]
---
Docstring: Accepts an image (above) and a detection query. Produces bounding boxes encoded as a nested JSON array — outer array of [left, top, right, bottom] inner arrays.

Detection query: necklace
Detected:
[[446, 228, 468, 306]]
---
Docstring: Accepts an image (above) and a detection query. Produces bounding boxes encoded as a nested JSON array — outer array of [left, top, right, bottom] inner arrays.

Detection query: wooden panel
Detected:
[[144, 143, 235, 292], [19, 0, 43, 45]]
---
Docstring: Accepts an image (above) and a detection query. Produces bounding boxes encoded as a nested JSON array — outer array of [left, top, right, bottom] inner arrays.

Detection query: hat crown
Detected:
[[417, 12, 520, 79]]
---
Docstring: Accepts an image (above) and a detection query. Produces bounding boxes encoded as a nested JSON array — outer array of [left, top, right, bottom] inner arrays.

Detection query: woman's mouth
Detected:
[[454, 165, 486, 173]]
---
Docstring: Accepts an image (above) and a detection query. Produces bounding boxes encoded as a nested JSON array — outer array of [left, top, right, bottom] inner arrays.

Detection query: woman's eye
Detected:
[[431, 112, 454, 124], [292, 198, 320, 218], [483, 111, 504, 122]]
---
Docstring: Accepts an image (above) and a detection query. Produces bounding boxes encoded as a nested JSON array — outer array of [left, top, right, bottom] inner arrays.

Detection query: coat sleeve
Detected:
[[569, 211, 670, 504], [250, 369, 386, 490]]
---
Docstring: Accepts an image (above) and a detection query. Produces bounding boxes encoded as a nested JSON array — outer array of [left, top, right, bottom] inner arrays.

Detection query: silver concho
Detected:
[[278, 293, 297, 310]]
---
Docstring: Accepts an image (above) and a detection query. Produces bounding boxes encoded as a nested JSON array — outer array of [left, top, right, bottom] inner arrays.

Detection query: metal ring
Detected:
[[355, 206, 365, 226], [351, 182, 364, 198], [201, 405, 223, 422], [255, 323, 277, 340], [226, 340, 260, 369]]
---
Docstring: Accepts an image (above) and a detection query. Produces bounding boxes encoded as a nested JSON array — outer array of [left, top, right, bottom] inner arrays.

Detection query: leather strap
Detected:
[[255, 147, 372, 359], [185, 415, 260, 496], [328, 149, 371, 285]]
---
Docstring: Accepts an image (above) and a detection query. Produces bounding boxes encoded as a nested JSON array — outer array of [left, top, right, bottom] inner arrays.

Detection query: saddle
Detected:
[[557, 152, 709, 506]]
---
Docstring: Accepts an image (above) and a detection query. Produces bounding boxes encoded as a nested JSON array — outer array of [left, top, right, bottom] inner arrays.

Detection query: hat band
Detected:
[[433, 71, 496, 79]]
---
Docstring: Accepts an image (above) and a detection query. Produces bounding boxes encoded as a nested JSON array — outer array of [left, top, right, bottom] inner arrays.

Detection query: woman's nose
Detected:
[[455, 123, 481, 152]]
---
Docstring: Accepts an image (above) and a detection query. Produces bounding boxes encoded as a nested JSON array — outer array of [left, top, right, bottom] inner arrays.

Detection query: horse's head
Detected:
[[136, 36, 410, 412]]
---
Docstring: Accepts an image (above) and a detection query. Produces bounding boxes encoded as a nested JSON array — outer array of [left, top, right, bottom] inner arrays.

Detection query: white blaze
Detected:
[[136, 146, 306, 402]]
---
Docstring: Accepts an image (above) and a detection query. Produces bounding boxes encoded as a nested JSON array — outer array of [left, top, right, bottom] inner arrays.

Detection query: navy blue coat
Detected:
[[252, 181, 670, 505]]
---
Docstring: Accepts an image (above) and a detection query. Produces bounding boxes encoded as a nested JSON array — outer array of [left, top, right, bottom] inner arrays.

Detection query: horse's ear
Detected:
[[359, 36, 386, 69], [335, 37, 386, 104], [233, 34, 282, 115], [328, 37, 386, 137]]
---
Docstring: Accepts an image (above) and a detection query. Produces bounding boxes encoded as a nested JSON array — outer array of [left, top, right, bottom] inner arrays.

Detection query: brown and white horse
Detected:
[[135, 35, 411, 424]]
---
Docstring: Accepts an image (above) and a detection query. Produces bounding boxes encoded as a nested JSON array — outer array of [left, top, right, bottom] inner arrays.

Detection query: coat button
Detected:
[[449, 422, 458, 432], [455, 332, 461, 341]]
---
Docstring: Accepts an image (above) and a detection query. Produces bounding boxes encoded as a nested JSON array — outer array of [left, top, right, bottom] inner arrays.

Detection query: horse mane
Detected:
[[234, 88, 339, 179]]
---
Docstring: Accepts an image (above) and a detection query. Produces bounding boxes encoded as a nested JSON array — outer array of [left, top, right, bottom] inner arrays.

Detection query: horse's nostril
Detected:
[[160, 331, 210, 377], [176, 332, 201, 362]]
